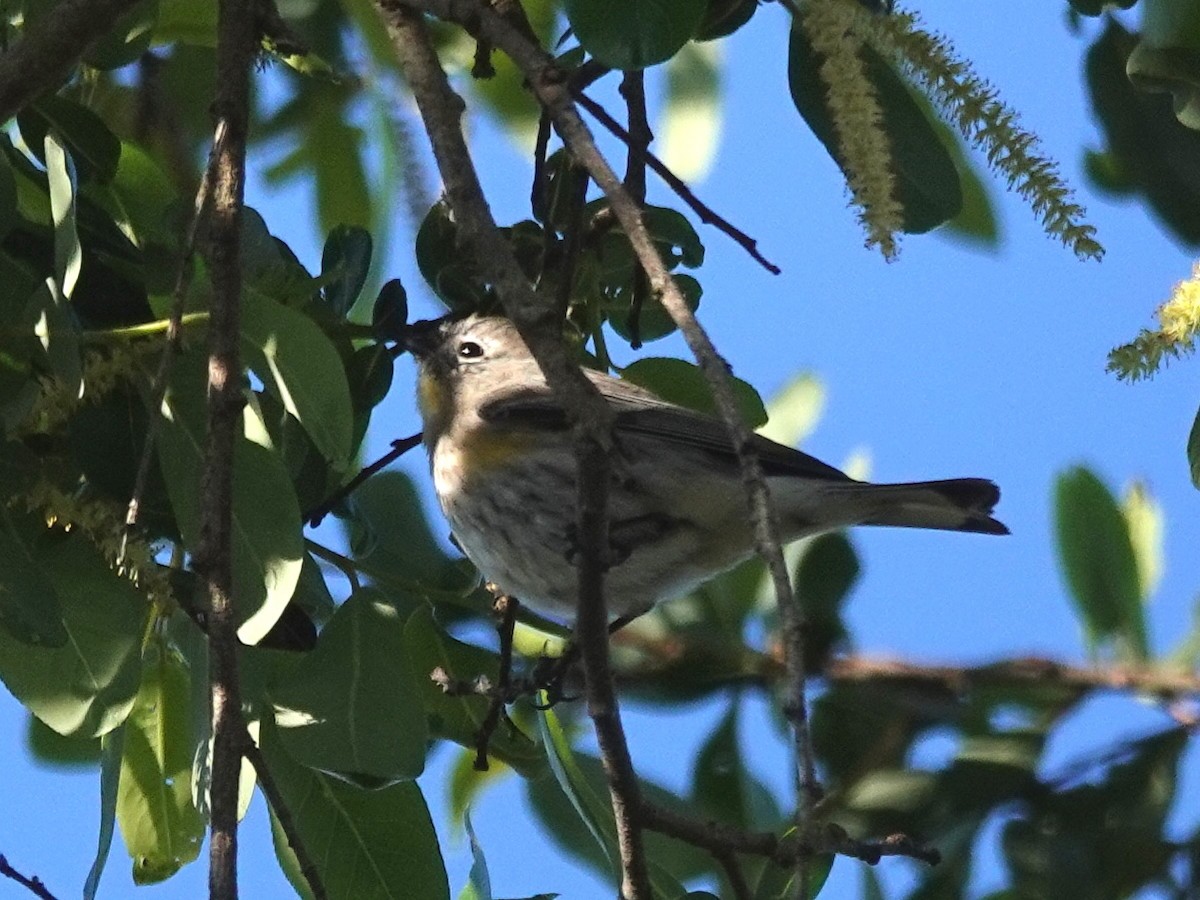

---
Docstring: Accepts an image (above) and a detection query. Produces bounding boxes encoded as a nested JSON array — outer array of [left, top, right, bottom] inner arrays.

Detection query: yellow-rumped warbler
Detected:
[[405, 314, 1006, 622]]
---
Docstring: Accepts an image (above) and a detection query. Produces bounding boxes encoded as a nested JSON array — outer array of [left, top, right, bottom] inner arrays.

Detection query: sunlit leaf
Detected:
[[271, 588, 428, 781], [116, 644, 204, 884], [263, 719, 451, 900], [84, 727, 125, 900]]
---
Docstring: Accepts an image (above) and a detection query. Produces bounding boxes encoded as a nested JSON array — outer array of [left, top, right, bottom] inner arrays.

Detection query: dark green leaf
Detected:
[[0, 529, 145, 737], [1086, 20, 1200, 244], [621, 357, 768, 428], [795, 532, 859, 670], [0, 150, 16, 241], [85, 0, 158, 69], [372, 278, 409, 341], [403, 607, 545, 776], [606, 272, 701, 344], [84, 727, 125, 900], [1054, 466, 1147, 660], [116, 643, 204, 884], [1188, 403, 1200, 488], [641, 205, 705, 268], [26, 713, 101, 767], [321, 225, 373, 318], [0, 506, 68, 646], [696, 0, 757, 41], [157, 352, 304, 645], [564, 0, 707, 70], [155, 0, 218, 45], [271, 588, 428, 781], [752, 853, 833, 900], [263, 719, 451, 900], [690, 699, 779, 831], [787, 27, 962, 234], [18, 96, 122, 184]]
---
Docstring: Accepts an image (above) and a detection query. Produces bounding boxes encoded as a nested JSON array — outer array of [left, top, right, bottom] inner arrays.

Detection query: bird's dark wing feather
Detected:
[[478, 376, 854, 483]]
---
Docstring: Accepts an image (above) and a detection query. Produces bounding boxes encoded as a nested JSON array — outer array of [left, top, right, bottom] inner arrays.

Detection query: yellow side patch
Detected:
[[458, 428, 538, 476], [417, 370, 445, 422]]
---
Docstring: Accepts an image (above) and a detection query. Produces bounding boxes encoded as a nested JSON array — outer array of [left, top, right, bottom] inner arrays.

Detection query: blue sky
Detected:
[[3, 1, 1199, 897]]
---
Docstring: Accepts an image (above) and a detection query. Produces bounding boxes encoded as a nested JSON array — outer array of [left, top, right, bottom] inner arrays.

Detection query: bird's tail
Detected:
[[845, 478, 1008, 535], [774, 477, 1008, 536]]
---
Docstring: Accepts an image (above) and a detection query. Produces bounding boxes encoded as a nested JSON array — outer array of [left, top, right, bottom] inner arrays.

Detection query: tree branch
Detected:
[[0, 854, 59, 900], [375, 6, 651, 897], [0, 0, 145, 122], [197, 0, 258, 895]]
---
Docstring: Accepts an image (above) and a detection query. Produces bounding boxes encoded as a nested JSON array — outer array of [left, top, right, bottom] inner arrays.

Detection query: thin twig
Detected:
[[199, 0, 258, 895], [618, 70, 651, 348], [572, 90, 781, 275], [0, 0, 145, 121], [0, 855, 59, 900], [395, 4, 815, 891], [241, 730, 329, 900], [473, 593, 519, 770], [375, 6, 650, 897], [122, 124, 222, 553], [304, 432, 423, 526]]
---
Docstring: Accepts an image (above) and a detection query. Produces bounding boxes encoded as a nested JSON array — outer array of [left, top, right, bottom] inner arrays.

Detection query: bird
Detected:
[[404, 314, 1007, 623]]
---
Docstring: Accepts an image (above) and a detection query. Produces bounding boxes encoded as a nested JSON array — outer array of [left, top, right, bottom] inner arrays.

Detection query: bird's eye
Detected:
[[457, 340, 484, 359]]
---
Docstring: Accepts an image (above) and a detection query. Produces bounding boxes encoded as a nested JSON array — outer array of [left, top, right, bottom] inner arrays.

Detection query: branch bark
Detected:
[[0, 0, 144, 122], [197, 1, 257, 896]]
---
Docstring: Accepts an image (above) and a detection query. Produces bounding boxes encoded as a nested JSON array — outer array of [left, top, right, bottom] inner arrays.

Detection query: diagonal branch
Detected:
[[375, 5, 651, 897], [0, 0, 145, 121]]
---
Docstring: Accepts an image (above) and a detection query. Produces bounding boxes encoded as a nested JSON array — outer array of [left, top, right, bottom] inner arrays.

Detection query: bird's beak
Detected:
[[398, 318, 445, 360]]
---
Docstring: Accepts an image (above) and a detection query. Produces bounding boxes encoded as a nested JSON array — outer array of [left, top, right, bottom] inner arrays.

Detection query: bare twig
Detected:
[[197, 0, 258, 895], [240, 730, 329, 900], [572, 90, 781, 275], [122, 123, 222, 553], [0, 855, 59, 900], [303, 432, 423, 526], [0, 0, 145, 121], [393, 1, 814, 888], [375, 6, 650, 896], [618, 71, 651, 348], [473, 593, 519, 770]]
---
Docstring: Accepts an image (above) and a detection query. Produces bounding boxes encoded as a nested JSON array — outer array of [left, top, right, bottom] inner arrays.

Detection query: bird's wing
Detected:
[[478, 374, 854, 483]]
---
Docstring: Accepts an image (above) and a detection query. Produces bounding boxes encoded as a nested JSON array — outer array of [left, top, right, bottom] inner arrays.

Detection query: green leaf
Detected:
[[85, 0, 158, 69], [155, 0, 217, 45], [157, 352, 304, 645], [752, 854, 833, 900], [116, 644, 204, 884], [262, 718, 451, 900], [471, 0, 558, 142], [241, 288, 355, 465], [458, 809, 493, 900], [403, 607, 545, 776], [18, 96, 122, 184], [85, 140, 178, 252], [1188, 403, 1200, 488], [372, 278, 408, 341], [621, 357, 768, 428], [84, 727, 126, 900], [787, 27, 963, 234], [0, 506, 68, 646], [1122, 482, 1163, 601], [564, 0, 708, 70], [26, 714, 101, 767], [0, 529, 145, 738], [0, 150, 16, 242], [271, 588, 428, 781], [40, 130, 84, 394], [660, 43, 721, 182], [321, 225, 373, 318], [537, 705, 616, 874], [1054, 466, 1147, 660], [605, 272, 702, 344], [757, 373, 825, 450], [690, 700, 779, 831], [695, 0, 757, 41], [794, 532, 859, 670]]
